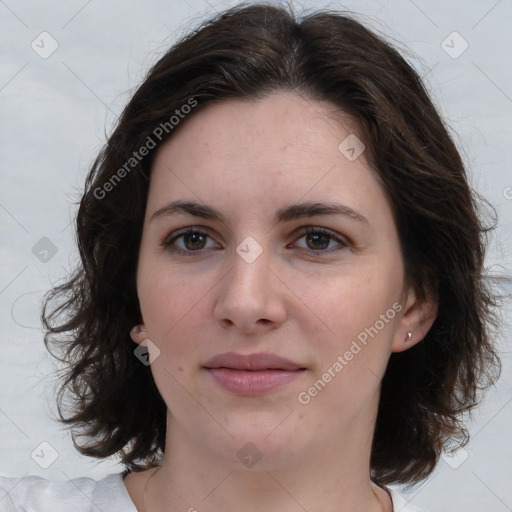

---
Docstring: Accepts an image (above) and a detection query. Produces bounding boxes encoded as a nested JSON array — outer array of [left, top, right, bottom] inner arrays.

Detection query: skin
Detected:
[[125, 90, 437, 512]]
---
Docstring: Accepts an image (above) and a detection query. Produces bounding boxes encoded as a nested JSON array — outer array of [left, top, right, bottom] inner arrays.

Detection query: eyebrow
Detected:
[[150, 200, 369, 225], [275, 202, 369, 225]]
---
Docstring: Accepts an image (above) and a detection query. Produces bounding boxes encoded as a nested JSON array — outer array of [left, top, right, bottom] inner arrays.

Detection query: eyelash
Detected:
[[161, 226, 348, 257], [289, 227, 348, 254]]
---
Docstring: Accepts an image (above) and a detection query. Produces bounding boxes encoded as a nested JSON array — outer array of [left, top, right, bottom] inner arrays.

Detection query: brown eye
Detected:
[[305, 232, 330, 250], [163, 229, 219, 255], [183, 232, 207, 250], [292, 227, 347, 253]]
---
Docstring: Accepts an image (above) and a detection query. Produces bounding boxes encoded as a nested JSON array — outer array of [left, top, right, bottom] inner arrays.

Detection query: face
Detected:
[[135, 90, 414, 469]]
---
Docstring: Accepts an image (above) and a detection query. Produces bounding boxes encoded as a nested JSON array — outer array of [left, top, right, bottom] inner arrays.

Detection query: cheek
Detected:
[[297, 259, 403, 380], [302, 260, 402, 332], [137, 260, 211, 354], [298, 288, 400, 416]]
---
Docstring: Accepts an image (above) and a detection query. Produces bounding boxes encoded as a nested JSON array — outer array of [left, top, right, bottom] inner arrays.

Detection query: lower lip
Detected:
[[205, 368, 305, 395]]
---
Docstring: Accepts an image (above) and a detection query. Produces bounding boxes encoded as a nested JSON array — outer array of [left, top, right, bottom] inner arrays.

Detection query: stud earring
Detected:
[[406, 331, 413, 342]]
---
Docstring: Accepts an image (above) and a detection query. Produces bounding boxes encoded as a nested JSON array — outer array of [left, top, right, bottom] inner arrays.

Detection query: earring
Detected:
[[406, 331, 413, 342]]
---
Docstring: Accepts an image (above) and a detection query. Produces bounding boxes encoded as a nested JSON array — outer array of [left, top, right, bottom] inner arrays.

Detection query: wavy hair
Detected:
[[42, 2, 502, 486]]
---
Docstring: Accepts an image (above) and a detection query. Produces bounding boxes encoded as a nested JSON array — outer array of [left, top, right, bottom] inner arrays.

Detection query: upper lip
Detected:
[[203, 352, 305, 371]]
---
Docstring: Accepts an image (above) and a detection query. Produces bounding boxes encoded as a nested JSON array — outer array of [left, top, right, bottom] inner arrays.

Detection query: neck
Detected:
[[142, 400, 392, 512]]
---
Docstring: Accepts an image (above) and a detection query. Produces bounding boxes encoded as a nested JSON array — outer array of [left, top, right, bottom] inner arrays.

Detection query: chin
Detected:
[[199, 412, 309, 470]]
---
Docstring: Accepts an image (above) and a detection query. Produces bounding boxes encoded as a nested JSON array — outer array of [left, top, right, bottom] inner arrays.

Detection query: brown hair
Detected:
[[42, 2, 502, 486]]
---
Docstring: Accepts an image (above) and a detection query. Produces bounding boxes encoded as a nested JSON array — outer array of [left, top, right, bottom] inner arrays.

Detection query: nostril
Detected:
[[219, 318, 235, 328]]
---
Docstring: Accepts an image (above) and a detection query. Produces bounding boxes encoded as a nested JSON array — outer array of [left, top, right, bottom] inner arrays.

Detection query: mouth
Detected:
[[203, 352, 307, 395]]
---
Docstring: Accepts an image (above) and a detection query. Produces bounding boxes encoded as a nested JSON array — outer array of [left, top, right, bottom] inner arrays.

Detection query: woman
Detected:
[[0, 3, 501, 511]]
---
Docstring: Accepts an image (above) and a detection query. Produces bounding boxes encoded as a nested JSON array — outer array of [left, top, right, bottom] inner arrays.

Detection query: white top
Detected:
[[0, 472, 428, 512]]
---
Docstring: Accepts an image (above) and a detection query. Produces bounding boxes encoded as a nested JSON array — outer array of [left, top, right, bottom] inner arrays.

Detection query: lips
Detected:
[[204, 352, 305, 371], [203, 352, 306, 395]]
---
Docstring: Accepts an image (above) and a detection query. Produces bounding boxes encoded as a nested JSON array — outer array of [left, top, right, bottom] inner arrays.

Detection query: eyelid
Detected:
[[290, 226, 349, 252], [161, 225, 350, 256], [161, 226, 222, 253]]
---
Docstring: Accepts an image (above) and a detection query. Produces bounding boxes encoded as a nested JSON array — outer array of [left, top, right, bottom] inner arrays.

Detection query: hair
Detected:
[[42, 2, 502, 487]]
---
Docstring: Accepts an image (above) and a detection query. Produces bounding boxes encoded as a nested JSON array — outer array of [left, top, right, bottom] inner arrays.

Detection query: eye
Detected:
[[292, 227, 347, 252], [162, 228, 220, 255]]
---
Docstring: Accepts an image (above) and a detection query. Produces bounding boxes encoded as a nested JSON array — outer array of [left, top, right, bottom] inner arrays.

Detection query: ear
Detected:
[[130, 324, 147, 345], [392, 287, 438, 353]]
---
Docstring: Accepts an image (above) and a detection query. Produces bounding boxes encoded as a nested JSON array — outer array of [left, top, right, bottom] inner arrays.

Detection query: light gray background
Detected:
[[1, 1, 511, 511]]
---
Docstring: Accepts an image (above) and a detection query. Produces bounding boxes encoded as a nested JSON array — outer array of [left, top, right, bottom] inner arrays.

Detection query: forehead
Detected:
[[154, 91, 364, 168], [147, 91, 389, 225]]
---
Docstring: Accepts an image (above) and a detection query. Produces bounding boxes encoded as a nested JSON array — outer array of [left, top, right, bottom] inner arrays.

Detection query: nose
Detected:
[[213, 247, 287, 334]]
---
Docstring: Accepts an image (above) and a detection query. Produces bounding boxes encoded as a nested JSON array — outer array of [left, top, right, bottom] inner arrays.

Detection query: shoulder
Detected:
[[388, 486, 430, 512], [0, 472, 137, 512]]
